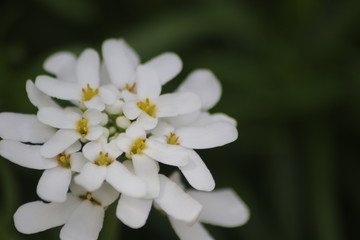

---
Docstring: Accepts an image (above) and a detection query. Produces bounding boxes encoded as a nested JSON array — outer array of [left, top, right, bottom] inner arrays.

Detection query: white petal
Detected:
[[126, 122, 146, 139], [188, 189, 250, 227], [150, 121, 174, 136], [41, 129, 80, 158], [104, 139, 123, 159], [35, 75, 81, 101], [116, 133, 133, 153], [84, 96, 105, 111], [99, 86, 117, 105], [69, 181, 87, 197], [37, 167, 72, 202], [136, 112, 158, 130], [169, 218, 214, 240], [37, 107, 80, 129], [105, 99, 124, 115], [195, 112, 237, 127], [70, 152, 88, 172], [0, 140, 57, 169], [156, 92, 201, 117], [86, 125, 104, 141], [144, 52, 182, 85], [116, 195, 152, 229], [26, 80, 60, 109], [0, 113, 56, 143], [164, 111, 201, 128], [82, 141, 101, 162], [132, 154, 160, 198], [177, 69, 221, 110], [106, 161, 146, 198], [179, 149, 215, 191], [60, 201, 104, 240], [155, 175, 202, 223], [83, 109, 103, 126], [102, 39, 136, 88], [75, 163, 107, 192], [76, 49, 100, 88], [143, 139, 188, 166], [43, 52, 76, 76], [175, 122, 238, 149], [123, 101, 142, 120], [119, 38, 140, 66], [92, 182, 120, 207], [14, 194, 81, 234], [168, 171, 184, 188], [136, 65, 161, 100], [65, 141, 82, 154]]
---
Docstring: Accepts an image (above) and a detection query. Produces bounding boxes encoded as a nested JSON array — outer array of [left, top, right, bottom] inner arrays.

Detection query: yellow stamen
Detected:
[[77, 118, 89, 137], [167, 133, 180, 145], [82, 84, 99, 102], [120, 83, 137, 93], [80, 192, 101, 206], [94, 152, 114, 166], [137, 98, 157, 118], [130, 138, 146, 155], [57, 152, 71, 169]]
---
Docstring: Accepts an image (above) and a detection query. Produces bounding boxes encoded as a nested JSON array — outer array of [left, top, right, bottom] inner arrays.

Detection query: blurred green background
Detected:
[[1, 0, 360, 239]]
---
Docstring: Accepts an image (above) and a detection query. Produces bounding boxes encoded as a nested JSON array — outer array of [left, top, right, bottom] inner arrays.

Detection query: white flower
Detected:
[[122, 65, 202, 130], [166, 69, 238, 128], [102, 38, 182, 89], [115, 161, 202, 229], [168, 172, 250, 240], [117, 123, 189, 198], [14, 182, 119, 240], [35, 49, 117, 111], [75, 139, 147, 198], [38, 107, 104, 158], [0, 140, 87, 202], [0, 112, 56, 144], [148, 117, 237, 191]]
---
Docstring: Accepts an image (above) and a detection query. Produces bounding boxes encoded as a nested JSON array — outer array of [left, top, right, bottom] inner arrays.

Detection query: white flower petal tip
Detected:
[[180, 150, 215, 192], [116, 195, 152, 229], [37, 167, 72, 203], [35, 75, 80, 101], [155, 175, 202, 224], [144, 52, 182, 85], [189, 189, 250, 227], [0, 113, 56, 143], [26, 80, 60, 109], [102, 39, 137, 88], [0, 140, 57, 170], [178, 69, 222, 110], [43, 51, 76, 76], [77, 48, 100, 89], [14, 195, 80, 234], [176, 122, 238, 149]]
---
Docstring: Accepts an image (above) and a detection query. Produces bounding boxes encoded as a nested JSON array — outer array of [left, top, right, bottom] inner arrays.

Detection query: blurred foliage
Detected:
[[1, 0, 360, 239]]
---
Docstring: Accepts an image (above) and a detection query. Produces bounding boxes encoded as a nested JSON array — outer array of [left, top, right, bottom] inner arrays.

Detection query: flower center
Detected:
[[82, 84, 99, 102], [77, 118, 89, 137], [120, 83, 137, 93], [80, 192, 101, 206], [57, 152, 71, 169], [137, 98, 156, 118], [94, 152, 114, 166], [167, 133, 180, 145], [130, 138, 146, 155]]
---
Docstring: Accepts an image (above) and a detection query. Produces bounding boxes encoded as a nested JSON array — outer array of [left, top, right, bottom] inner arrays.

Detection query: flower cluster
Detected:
[[0, 38, 249, 239]]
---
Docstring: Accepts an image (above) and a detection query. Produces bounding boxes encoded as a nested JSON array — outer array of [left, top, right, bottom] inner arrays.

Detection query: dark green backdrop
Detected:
[[1, 0, 359, 239]]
